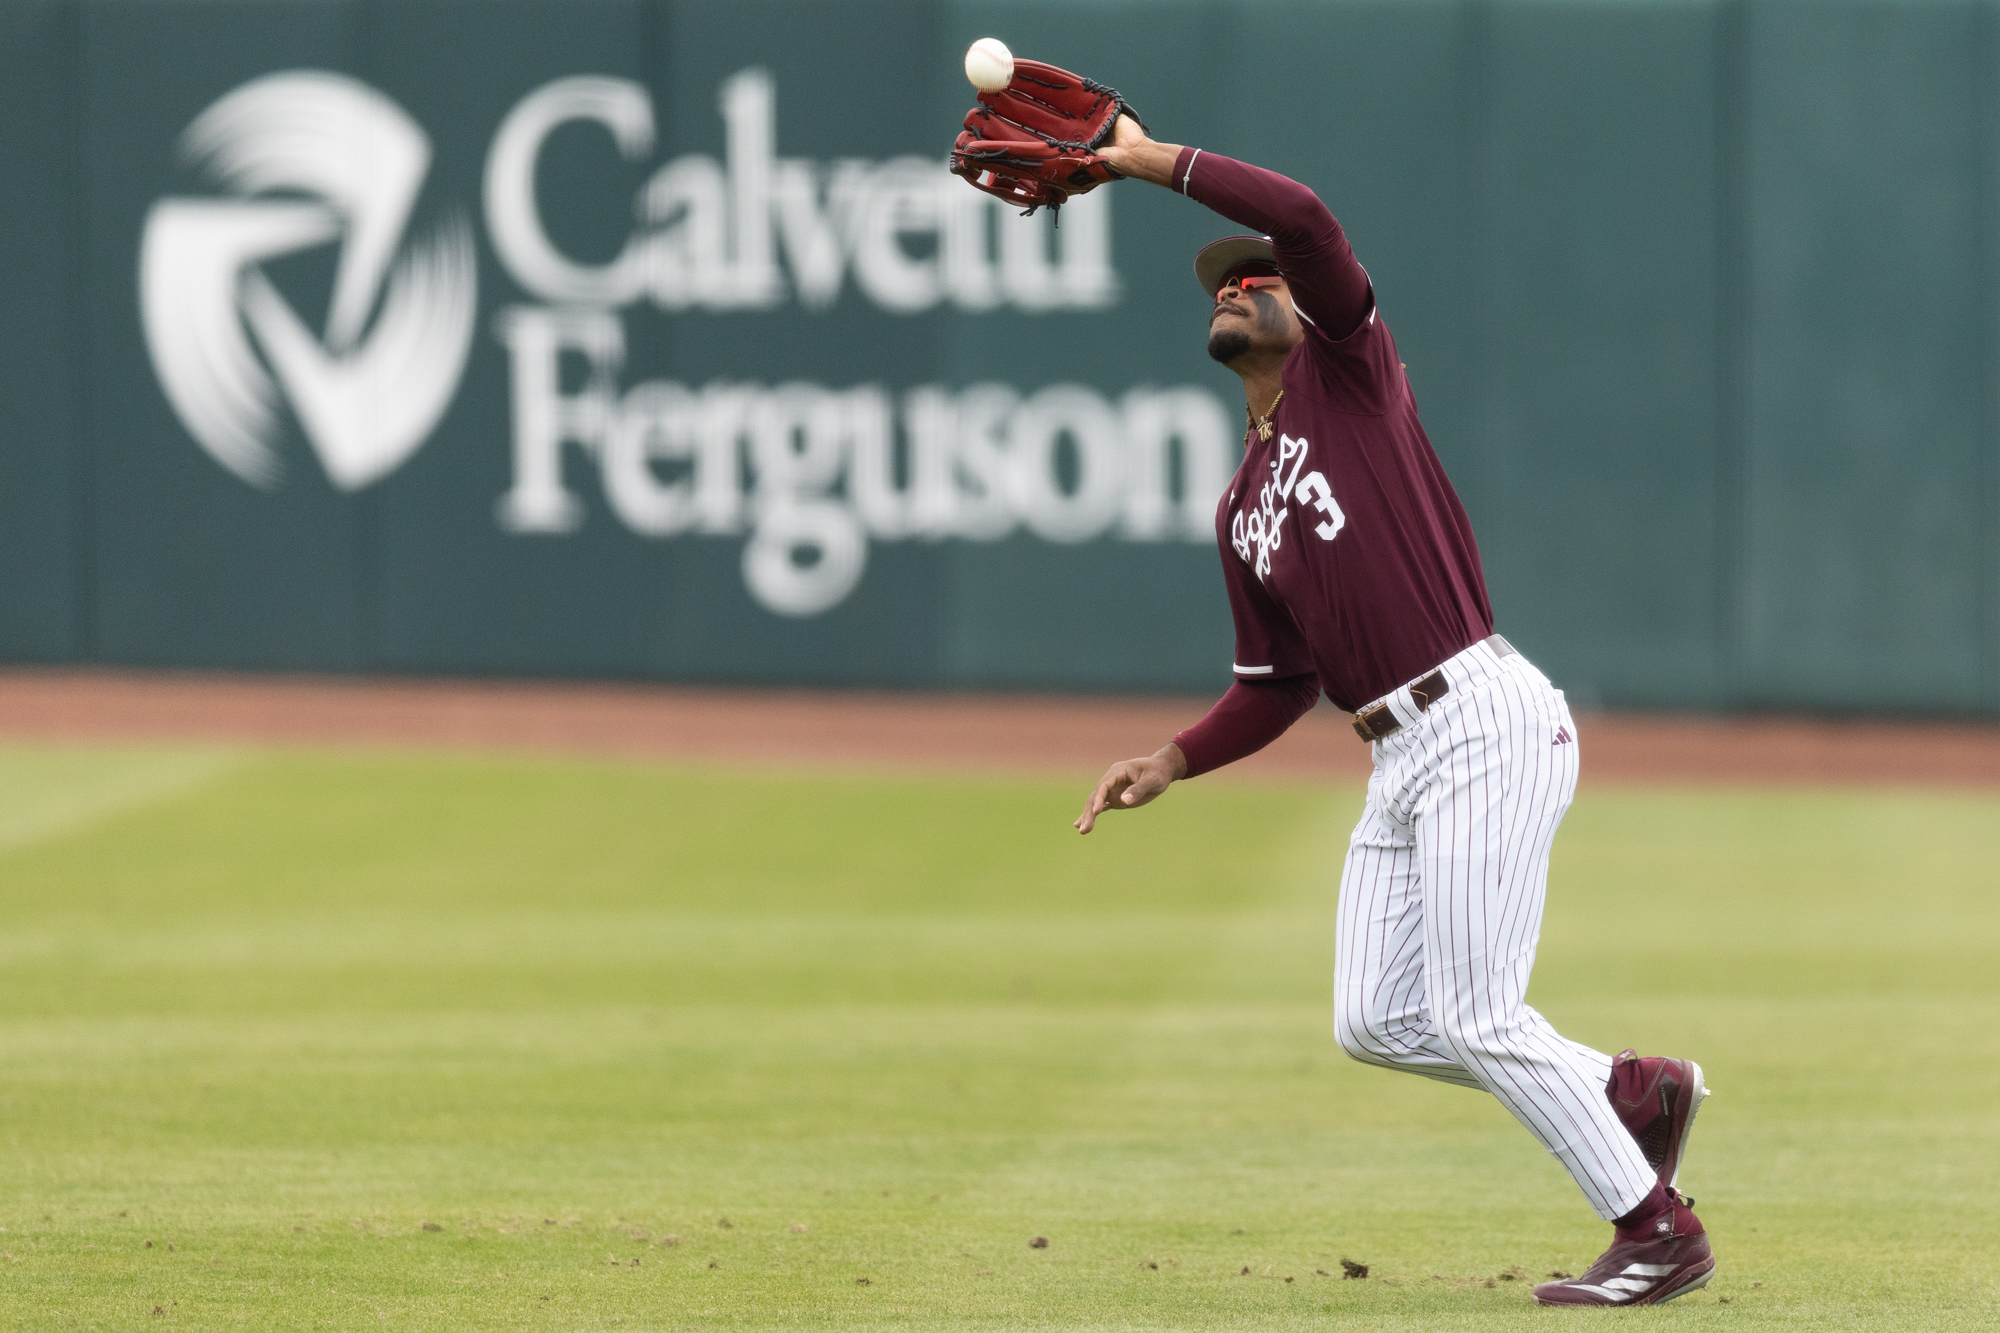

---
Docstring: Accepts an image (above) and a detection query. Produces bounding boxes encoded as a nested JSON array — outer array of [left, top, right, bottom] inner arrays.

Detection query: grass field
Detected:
[[0, 744, 1994, 1330]]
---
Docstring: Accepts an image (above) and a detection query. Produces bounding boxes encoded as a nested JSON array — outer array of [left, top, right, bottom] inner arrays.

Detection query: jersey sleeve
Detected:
[[1172, 675, 1321, 779], [1172, 148, 1373, 341]]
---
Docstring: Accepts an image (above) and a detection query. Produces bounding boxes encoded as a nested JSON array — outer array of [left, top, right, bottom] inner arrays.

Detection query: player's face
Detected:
[[1207, 273, 1302, 366]]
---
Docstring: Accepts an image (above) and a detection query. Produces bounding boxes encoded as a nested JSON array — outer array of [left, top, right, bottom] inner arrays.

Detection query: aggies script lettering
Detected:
[[1230, 434, 1346, 581]]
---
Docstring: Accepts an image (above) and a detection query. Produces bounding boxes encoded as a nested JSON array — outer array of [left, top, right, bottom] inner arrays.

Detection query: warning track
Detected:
[[0, 668, 1994, 786]]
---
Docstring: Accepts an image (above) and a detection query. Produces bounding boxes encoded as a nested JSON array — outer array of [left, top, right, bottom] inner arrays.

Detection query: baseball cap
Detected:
[[1193, 234, 1279, 297]]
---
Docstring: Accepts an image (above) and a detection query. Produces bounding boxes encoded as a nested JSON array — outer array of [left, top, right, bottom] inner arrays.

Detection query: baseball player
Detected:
[[952, 64, 1715, 1305]]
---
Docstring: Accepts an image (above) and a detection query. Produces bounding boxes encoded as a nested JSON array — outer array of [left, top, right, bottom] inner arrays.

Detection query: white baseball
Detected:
[[964, 37, 1014, 93]]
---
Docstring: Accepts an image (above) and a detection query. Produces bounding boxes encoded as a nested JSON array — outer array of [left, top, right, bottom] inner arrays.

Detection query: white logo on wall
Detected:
[[140, 71, 477, 490], [140, 68, 1236, 617]]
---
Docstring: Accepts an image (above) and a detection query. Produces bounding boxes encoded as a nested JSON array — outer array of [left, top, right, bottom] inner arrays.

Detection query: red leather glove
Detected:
[[948, 60, 1146, 216]]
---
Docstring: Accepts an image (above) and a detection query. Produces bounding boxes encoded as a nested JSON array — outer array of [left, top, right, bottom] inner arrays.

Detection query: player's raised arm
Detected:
[[945, 54, 1369, 340], [1097, 117, 1373, 342]]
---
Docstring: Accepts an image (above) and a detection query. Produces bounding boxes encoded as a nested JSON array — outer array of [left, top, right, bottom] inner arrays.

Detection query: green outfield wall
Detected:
[[0, 0, 1995, 712]]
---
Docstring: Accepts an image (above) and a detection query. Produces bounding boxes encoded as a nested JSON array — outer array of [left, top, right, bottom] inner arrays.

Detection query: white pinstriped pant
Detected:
[[1334, 639, 1656, 1220]]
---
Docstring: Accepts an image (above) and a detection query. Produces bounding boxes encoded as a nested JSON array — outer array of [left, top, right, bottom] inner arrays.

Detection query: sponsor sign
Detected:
[[2, 0, 1976, 709]]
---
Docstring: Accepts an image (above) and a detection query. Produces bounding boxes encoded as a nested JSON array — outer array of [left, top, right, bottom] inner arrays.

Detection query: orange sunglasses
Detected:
[[1217, 273, 1285, 300]]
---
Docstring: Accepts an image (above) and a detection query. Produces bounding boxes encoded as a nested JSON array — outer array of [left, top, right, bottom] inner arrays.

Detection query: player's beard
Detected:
[[1206, 327, 1252, 364], [1208, 291, 1284, 364]]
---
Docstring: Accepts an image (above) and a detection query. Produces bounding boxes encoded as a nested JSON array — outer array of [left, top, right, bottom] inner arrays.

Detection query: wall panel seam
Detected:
[[1715, 0, 1750, 710], [65, 0, 95, 662]]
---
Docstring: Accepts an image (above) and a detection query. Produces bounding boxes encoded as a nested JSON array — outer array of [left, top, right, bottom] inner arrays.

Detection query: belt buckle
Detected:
[[1354, 667, 1451, 743], [1352, 703, 1397, 743]]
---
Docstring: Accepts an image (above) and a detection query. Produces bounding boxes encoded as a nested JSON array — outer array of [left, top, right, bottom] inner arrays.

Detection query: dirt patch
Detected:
[[0, 667, 1993, 786]]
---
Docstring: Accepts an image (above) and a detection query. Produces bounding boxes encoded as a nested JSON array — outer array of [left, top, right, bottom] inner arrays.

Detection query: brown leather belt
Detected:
[[1351, 634, 1517, 743]]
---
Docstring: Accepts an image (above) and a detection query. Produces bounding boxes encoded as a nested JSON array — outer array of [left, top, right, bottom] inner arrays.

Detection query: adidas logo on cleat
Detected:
[[1567, 1262, 1679, 1303]]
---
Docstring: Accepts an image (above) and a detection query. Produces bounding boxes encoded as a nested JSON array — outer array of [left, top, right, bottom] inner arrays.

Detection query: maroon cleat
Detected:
[[1533, 1190, 1715, 1307], [1608, 1049, 1708, 1188]]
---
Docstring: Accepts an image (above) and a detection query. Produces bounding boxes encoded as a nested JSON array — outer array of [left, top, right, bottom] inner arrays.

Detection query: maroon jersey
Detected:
[[1174, 148, 1493, 715]]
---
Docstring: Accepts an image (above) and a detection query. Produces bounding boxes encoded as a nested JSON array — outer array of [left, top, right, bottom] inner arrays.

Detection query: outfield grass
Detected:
[[0, 744, 1994, 1330]]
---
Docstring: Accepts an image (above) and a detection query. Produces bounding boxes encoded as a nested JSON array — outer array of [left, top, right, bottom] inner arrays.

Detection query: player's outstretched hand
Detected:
[[1094, 115, 1179, 188], [1074, 744, 1187, 834]]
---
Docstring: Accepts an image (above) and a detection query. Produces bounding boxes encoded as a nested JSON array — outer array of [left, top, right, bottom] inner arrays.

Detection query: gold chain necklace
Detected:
[[1248, 389, 1284, 441]]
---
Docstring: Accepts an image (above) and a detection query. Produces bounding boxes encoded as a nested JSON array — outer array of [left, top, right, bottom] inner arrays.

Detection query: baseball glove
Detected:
[[949, 60, 1146, 217]]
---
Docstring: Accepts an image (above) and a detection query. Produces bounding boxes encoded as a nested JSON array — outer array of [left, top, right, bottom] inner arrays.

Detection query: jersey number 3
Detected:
[[1295, 470, 1346, 540]]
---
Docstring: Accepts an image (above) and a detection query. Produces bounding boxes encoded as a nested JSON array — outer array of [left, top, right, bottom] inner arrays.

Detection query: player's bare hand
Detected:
[[1074, 744, 1187, 833], [1097, 116, 1180, 188]]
